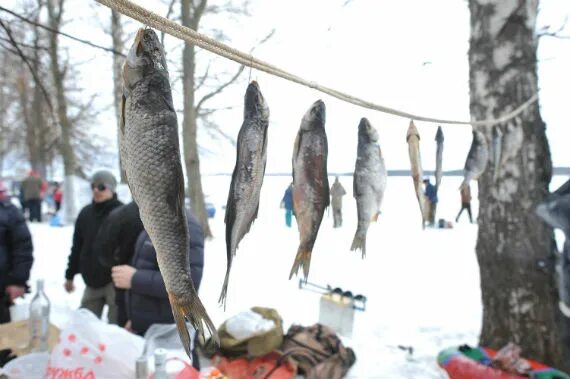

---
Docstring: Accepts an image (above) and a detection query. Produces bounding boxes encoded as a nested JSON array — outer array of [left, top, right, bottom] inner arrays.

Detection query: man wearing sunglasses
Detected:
[[64, 170, 123, 323]]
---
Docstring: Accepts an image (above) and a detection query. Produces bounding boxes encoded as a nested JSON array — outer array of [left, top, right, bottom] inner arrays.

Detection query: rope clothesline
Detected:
[[94, 0, 538, 127]]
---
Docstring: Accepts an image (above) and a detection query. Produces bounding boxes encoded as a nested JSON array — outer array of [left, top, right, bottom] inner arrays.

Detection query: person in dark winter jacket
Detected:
[[423, 178, 438, 226], [111, 208, 204, 369], [280, 182, 294, 228], [0, 181, 33, 323], [64, 171, 123, 323], [94, 201, 144, 327]]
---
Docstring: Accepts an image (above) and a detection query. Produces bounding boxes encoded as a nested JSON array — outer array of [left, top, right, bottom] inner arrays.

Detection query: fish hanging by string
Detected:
[[221, 81, 269, 307], [351, 118, 387, 258], [290, 100, 329, 280], [434, 126, 444, 193], [460, 129, 488, 190], [120, 28, 217, 358], [492, 126, 503, 183], [406, 120, 428, 228]]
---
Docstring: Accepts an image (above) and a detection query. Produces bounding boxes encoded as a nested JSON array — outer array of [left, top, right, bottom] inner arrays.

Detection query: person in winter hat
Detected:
[[64, 170, 123, 323]]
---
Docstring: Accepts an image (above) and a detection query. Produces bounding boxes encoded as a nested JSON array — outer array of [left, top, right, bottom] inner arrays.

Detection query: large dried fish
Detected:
[[351, 118, 387, 257], [290, 100, 329, 280], [221, 81, 269, 306], [120, 28, 216, 358]]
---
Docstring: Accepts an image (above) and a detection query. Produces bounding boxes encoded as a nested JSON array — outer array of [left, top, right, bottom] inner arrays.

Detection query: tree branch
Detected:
[[538, 17, 570, 39], [195, 64, 245, 113], [161, 0, 177, 46], [0, 18, 54, 113], [0, 5, 125, 56]]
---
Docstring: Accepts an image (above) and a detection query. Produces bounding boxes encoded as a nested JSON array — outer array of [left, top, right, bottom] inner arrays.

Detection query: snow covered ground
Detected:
[[12, 175, 569, 378]]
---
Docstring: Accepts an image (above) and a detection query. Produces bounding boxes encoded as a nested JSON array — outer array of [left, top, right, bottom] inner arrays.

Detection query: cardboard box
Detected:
[[0, 320, 60, 355], [318, 293, 354, 338]]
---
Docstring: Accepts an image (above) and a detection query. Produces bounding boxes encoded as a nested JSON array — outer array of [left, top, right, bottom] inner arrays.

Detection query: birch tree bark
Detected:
[[469, 0, 569, 369], [110, 9, 126, 183], [47, 0, 77, 222]]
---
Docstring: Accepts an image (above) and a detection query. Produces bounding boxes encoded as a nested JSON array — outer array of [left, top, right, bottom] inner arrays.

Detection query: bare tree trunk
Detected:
[[32, 19, 47, 179], [469, 0, 569, 370], [16, 72, 40, 172], [47, 0, 77, 222], [110, 9, 126, 183], [181, 0, 212, 238]]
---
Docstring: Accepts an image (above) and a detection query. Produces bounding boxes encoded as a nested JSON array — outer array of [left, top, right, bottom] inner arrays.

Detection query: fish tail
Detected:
[[289, 249, 312, 280], [218, 268, 231, 310], [350, 231, 367, 258], [168, 292, 219, 359]]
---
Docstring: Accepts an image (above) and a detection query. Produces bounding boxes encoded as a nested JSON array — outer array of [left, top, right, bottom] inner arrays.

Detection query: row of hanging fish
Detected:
[[118, 28, 521, 359], [222, 80, 526, 304], [221, 82, 389, 306]]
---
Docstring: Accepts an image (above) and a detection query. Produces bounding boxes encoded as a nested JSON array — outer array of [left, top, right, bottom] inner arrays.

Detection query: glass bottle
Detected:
[[29, 279, 50, 352], [153, 348, 168, 379]]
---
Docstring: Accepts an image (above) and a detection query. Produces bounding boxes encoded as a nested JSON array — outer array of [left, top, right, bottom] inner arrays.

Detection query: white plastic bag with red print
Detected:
[[45, 309, 144, 379]]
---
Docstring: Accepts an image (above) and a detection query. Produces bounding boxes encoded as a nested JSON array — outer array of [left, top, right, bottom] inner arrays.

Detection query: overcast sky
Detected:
[[5, 0, 570, 176]]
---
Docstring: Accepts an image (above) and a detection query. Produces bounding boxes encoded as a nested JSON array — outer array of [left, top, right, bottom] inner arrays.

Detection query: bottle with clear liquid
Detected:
[[29, 279, 50, 352], [153, 348, 168, 379]]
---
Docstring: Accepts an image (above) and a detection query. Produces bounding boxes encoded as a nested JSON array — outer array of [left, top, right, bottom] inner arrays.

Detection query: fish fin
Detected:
[[168, 292, 218, 359], [350, 232, 366, 258], [293, 131, 303, 162], [120, 94, 126, 135], [218, 267, 231, 310], [371, 212, 380, 223], [289, 249, 311, 280]]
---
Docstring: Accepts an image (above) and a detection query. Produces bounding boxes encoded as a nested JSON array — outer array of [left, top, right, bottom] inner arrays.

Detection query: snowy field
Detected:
[[13, 175, 569, 378]]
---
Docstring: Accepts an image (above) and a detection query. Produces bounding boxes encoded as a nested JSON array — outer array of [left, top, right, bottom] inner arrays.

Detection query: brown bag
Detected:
[[201, 307, 284, 359], [281, 324, 356, 379]]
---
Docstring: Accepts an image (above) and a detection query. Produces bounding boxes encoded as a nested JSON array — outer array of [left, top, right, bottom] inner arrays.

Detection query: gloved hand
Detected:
[[0, 349, 17, 367]]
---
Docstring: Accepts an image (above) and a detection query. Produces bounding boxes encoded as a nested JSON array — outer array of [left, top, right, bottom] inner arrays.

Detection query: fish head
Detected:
[[406, 120, 420, 142], [535, 193, 570, 234], [358, 118, 379, 143], [435, 126, 444, 143], [123, 28, 168, 93], [244, 80, 269, 120], [300, 100, 326, 131]]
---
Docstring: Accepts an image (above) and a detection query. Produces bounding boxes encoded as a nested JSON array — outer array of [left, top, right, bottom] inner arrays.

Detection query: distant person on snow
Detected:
[[64, 170, 123, 323], [330, 176, 347, 228], [0, 180, 33, 323], [21, 170, 44, 222], [52, 182, 63, 213], [456, 184, 473, 223], [281, 182, 294, 228], [423, 178, 438, 226]]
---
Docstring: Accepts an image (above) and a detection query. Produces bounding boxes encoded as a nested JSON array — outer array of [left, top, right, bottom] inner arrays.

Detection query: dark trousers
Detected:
[[28, 199, 42, 222], [55, 201, 61, 212], [0, 295, 11, 324], [456, 202, 472, 223]]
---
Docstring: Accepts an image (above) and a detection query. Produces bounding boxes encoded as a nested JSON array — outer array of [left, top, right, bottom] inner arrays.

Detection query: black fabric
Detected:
[[65, 196, 123, 288], [96, 201, 144, 268], [94, 201, 144, 326], [126, 209, 204, 336], [0, 200, 33, 293]]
